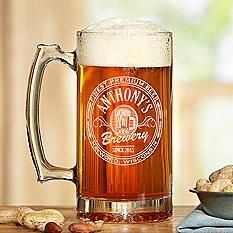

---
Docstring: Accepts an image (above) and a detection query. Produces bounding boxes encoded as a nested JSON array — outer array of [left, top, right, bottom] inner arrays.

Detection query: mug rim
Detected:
[[76, 30, 172, 36]]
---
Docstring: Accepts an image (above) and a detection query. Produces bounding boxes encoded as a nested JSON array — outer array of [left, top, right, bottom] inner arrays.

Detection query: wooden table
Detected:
[[0, 206, 194, 232]]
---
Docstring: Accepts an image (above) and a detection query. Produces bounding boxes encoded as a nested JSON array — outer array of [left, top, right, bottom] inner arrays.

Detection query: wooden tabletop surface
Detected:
[[0, 206, 194, 233]]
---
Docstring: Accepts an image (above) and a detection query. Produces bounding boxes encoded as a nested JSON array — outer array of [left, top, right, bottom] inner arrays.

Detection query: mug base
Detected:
[[77, 195, 172, 223]]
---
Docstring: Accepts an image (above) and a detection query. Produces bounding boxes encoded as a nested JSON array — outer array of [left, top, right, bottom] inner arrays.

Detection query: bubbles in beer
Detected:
[[77, 18, 172, 67]]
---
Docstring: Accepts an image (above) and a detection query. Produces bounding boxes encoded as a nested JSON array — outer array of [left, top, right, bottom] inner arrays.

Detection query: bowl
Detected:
[[189, 188, 233, 219]]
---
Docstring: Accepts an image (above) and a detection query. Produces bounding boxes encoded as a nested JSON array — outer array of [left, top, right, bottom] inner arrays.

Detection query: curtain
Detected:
[[0, 0, 84, 205]]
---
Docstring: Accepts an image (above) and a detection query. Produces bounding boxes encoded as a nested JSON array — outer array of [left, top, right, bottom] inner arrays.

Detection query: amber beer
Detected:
[[76, 19, 172, 222], [78, 65, 171, 194]]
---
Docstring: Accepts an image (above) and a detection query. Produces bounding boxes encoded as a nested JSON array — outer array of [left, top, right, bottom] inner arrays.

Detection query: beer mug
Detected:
[[26, 19, 172, 222]]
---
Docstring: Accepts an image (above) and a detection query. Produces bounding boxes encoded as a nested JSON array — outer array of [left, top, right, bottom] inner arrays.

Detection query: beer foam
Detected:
[[77, 18, 172, 67]]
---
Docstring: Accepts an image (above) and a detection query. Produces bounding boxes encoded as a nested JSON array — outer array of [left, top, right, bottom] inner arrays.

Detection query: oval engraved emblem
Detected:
[[86, 76, 163, 165]]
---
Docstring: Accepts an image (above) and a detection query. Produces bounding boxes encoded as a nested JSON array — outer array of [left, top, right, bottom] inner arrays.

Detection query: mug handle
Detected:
[[26, 44, 76, 183]]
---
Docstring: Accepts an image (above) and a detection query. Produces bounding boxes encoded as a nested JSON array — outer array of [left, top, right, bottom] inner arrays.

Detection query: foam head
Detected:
[[77, 18, 172, 67]]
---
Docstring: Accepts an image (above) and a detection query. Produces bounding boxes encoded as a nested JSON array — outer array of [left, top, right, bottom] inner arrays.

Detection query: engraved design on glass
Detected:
[[86, 76, 163, 165]]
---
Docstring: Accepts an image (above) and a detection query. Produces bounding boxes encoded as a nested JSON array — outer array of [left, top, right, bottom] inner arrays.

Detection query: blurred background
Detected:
[[0, 0, 233, 206]]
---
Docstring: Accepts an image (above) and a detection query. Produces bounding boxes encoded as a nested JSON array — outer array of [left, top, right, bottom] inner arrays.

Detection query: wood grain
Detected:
[[0, 206, 194, 233]]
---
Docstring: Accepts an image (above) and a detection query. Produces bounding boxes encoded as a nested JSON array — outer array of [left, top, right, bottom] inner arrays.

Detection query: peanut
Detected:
[[209, 165, 233, 182], [68, 222, 95, 233], [223, 184, 233, 192], [209, 179, 232, 192], [45, 222, 62, 233], [0, 207, 64, 232], [197, 183, 212, 191], [196, 178, 212, 191]]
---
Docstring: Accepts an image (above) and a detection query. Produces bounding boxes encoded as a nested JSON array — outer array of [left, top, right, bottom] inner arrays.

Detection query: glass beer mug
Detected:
[[26, 18, 172, 222]]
